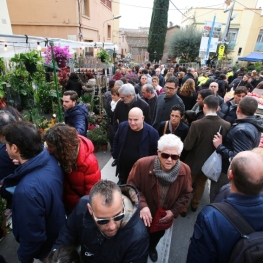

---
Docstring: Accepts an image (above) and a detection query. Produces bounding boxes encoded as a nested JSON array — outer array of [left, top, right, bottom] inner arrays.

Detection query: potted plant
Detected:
[[87, 125, 108, 151], [0, 58, 5, 74], [44, 45, 71, 68], [11, 50, 42, 73], [0, 197, 10, 238], [96, 48, 111, 65]]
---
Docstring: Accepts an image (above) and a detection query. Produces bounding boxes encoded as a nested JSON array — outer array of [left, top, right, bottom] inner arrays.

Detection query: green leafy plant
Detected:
[[11, 50, 42, 65], [0, 58, 5, 73], [87, 125, 108, 147], [96, 48, 112, 65]]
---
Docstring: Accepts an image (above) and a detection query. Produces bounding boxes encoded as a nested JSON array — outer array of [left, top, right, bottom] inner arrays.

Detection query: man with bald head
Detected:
[[112, 107, 159, 184], [187, 151, 263, 262], [209, 82, 224, 106]]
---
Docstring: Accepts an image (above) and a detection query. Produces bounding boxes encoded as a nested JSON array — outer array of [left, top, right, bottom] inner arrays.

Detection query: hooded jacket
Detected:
[[2, 148, 65, 263], [217, 98, 238, 124], [53, 185, 149, 263], [63, 135, 101, 214], [64, 102, 88, 136], [216, 115, 263, 173]]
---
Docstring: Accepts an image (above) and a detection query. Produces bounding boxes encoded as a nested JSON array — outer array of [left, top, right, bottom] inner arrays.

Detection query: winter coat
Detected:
[[152, 92, 185, 130], [216, 115, 263, 173], [65, 79, 82, 97], [187, 194, 263, 262], [0, 143, 17, 180], [127, 156, 193, 218], [182, 73, 195, 86], [64, 102, 89, 137], [2, 148, 65, 263], [63, 135, 101, 214], [178, 92, 197, 111], [218, 98, 237, 124], [112, 121, 159, 176], [53, 185, 149, 263]]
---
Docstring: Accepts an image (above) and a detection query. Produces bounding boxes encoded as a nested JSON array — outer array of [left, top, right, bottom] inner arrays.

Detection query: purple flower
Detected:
[[44, 46, 71, 64]]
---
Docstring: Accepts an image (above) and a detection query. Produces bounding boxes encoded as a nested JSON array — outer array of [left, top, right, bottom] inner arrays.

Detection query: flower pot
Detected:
[[93, 146, 100, 153], [101, 144, 108, 151], [56, 59, 67, 68], [100, 57, 106, 63], [25, 62, 37, 73]]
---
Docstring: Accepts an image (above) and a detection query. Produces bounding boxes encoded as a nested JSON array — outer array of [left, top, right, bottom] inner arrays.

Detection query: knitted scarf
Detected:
[[153, 157, 180, 186]]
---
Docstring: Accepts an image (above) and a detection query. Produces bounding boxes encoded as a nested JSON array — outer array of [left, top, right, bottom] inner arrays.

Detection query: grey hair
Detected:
[[158, 134, 183, 154], [0, 110, 16, 134], [143, 84, 154, 93], [89, 180, 122, 207], [115, 80, 124, 87], [118, 83, 136, 96]]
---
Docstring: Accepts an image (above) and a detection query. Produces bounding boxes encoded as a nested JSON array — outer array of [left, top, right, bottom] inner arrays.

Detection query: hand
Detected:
[[140, 207, 152, 227], [213, 132, 222, 148], [158, 210, 174, 224]]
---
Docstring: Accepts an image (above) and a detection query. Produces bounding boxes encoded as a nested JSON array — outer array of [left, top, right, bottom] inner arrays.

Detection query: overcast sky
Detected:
[[118, 0, 263, 29]]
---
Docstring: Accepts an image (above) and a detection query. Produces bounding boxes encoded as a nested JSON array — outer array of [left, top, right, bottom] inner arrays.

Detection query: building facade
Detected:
[[0, 0, 12, 34], [180, 0, 263, 64], [6, 0, 120, 54]]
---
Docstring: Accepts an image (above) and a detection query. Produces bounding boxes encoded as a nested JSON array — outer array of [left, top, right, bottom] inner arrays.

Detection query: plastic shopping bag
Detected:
[[201, 151, 222, 182]]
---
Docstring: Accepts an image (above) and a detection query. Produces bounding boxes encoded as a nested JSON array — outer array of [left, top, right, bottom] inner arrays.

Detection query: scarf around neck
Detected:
[[153, 157, 180, 186]]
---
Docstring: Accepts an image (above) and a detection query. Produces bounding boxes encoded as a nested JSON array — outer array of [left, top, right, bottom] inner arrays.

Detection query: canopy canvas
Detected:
[[238, 52, 263, 62], [0, 33, 118, 58]]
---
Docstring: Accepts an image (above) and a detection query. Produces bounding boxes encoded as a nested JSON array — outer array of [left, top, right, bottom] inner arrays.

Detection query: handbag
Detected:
[[149, 180, 174, 233], [201, 150, 222, 182], [163, 121, 168, 135]]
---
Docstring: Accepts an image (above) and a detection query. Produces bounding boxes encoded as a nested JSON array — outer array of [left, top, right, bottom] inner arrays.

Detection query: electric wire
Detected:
[[235, 1, 261, 15]]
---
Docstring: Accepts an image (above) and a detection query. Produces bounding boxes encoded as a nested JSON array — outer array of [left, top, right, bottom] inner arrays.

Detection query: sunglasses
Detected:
[[160, 152, 180, 160], [91, 204, 125, 225]]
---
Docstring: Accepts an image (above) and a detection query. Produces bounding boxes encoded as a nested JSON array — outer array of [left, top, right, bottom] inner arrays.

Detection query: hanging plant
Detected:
[[96, 48, 112, 65], [44, 46, 71, 64]]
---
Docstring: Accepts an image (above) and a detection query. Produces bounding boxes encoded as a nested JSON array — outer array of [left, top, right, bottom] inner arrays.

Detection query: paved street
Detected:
[[0, 148, 210, 263]]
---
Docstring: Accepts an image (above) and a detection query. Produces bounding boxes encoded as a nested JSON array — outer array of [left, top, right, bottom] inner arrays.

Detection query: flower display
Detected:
[[44, 45, 71, 64]]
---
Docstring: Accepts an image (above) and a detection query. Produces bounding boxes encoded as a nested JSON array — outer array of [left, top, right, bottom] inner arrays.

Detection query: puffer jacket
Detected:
[[64, 135, 101, 214], [216, 115, 263, 173], [218, 98, 237, 124], [64, 102, 88, 136], [53, 185, 149, 263]]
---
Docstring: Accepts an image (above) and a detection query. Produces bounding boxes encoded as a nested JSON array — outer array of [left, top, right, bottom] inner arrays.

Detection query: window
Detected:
[[107, 25, 111, 39], [254, 29, 263, 51], [82, 0, 90, 17], [226, 28, 238, 50]]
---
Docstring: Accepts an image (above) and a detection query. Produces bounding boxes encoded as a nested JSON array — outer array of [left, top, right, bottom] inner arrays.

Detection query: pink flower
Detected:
[[44, 46, 71, 64]]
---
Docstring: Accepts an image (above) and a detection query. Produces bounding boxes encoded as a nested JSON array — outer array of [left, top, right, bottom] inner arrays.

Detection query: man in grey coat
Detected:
[[152, 77, 185, 130]]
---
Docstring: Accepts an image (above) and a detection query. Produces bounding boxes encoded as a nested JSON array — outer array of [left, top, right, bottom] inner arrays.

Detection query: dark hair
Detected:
[[219, 74, 226, 80], [141, 68, 149, 74], [89, 180, 121, 207], [121, 77, 128, 84], [109, 80, 116, 90], [63, 90, 78, 101], [170, 105, 184, 117], [43, 123, 79, 173], [184, 110, 197, 125], [166, 76, 179, 87], [2, 106, 23, 121], [0, 110, 16, 135], [198, 89, 213, 99], [3, 121, 42, 160], [203, 95, 219, 111], [234, 86, 248, 95], [238, 96, 258, 116], [43, 245, 82, 263], [69, 72, 79, 80], [231, 155, 263, 195]]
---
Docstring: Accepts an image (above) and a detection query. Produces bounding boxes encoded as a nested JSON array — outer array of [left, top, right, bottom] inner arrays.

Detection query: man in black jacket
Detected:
[[212, 96, 263, 202], [218, 86, 247, 124], [53, 180, 149, 263]]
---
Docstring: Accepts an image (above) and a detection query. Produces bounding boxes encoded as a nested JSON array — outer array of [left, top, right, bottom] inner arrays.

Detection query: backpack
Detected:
[[210, 202, 263, 263]]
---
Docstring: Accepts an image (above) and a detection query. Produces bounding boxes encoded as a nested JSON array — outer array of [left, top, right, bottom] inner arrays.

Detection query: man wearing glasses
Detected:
[[128, 134, 192, 262], [153, 76, 185, 130], [53, 180, 149, 263]]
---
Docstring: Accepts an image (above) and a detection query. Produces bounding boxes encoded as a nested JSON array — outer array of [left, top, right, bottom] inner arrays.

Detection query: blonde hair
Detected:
[[152, 76, 159, 83], [177, 72, 185, 79], [165, 72, 173, 81]]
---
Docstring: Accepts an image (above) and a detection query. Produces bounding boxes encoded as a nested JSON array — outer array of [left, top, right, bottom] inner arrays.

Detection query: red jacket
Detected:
[[63, 135, 101, 213]]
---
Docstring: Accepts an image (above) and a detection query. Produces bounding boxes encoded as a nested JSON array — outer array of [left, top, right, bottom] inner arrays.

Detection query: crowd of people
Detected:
[[0, 61, 263, 263]]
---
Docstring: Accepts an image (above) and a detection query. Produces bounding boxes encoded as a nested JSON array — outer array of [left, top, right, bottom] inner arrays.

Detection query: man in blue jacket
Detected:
[[53, 180, 149, 263], [2, 122, 65, 263], [63, 90, 88, 136], [112, 107, 159, 185], [187, 151, 263, 262]]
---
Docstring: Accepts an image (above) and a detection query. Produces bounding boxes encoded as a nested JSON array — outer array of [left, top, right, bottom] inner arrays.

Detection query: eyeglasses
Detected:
[[165, 86, 176, 91], [160, 152, 180, 160], [91, 204, 125, 225], [210, 86, 217, 87]]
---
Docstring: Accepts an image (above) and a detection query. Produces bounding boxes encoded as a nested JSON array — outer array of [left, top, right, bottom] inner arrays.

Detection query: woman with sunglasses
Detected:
[[127, 134, 192, 262]]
